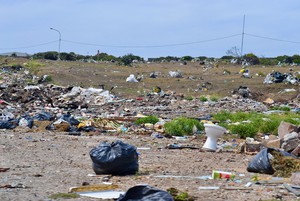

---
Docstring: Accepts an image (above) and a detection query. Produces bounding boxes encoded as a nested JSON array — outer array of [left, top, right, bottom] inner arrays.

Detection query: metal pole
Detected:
[[50, 27, 61, 60], [240, 15, 245, 58]]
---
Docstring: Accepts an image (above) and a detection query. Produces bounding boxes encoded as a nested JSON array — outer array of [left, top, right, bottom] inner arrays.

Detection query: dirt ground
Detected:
[[1, 130, 299, 201]]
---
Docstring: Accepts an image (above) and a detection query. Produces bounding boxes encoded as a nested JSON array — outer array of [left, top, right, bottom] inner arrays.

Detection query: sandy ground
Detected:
[[1, 130, 298, 201]]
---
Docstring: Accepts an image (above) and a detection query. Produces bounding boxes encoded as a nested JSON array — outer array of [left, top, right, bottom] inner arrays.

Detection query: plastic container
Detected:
[[212, 170, 235, 179]]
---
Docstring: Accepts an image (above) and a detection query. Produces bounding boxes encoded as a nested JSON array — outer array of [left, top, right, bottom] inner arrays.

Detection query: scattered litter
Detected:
[[212, 170, 235, 179], [137, 147, 151, 150], [168, 71, 182, 78], [154, 175, 212, 180], [245, 182, 253, 187], [166, 144, 200, 149], [0, 168, 10, 172], [126, 74, 138, 82], [198, 186, 220, 190], [79, 191, 125, 199]]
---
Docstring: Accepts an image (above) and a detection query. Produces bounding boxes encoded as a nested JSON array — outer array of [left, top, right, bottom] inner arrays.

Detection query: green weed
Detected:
[[135, 115, 159, 125], [164, 117, 204, 136], [185, 95, 194, 101], [229, 123, 258, 139], [199, 96, 208, 102]]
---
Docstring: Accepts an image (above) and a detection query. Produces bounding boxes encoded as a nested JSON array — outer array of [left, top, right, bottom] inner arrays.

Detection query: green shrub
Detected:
[[212, 110, 232, 122], [210, 96, 219, 102], [185, 95, 194, 101], [199, 96, 208, 102], [270, 106, 291, 111], [229, 123, 258, 139], [164, 117, 204, 136], [259, 119, 280, 135], [135, 116, 159, 125]]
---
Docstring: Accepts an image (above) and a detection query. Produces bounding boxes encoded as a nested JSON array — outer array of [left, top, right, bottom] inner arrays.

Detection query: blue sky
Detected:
[[1, 0, 300, 59]]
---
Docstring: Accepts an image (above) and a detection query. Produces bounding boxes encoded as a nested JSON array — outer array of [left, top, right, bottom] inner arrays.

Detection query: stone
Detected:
[[245, 141, 262, 153], [290, 172, 300, 185], [283, 132, 299, 141], [291, 144, 300, 156], [281, 137, 300, 152], [277, 121, 298, 139], [265, 138, 281, 149], [263, 98, 274, 104]]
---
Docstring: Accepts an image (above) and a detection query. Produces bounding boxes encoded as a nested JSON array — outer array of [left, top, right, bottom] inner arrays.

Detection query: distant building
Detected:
[[0, 52, 31, 58]]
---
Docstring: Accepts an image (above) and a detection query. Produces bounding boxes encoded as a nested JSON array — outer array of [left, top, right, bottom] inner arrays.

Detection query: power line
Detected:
[[245, 33, 300, 44], [0, 40, 58, 50], [62, 34, 241, 48]]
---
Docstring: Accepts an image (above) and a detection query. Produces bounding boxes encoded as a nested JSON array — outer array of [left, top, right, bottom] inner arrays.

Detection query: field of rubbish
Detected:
[[1, 57, 300, 201]]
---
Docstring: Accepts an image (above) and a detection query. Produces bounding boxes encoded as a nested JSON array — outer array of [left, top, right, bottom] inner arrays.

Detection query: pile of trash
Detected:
[[264, 71, 299, 85]]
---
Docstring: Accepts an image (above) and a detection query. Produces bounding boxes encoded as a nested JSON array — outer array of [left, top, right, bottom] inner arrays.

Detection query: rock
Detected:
[[290, 172, 300, 185], [291, 144, 300, 156], [277, 121, 298, 139], [281, 135, 300, 152], [265, 138, 281, 149], [263, 98, 274, 104], [245, 141, 262, 153], [283, 132, 299, 141]]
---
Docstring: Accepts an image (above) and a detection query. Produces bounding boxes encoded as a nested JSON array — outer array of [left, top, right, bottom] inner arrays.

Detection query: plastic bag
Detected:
[[60, 113, 79, 126], [33, 111, 54, 121], [18, 115, 34, 128], [0, 118, 18, 129], [117, 185, 174, 201], [90, 140, 138, 175], [247, 148, 295, 174]]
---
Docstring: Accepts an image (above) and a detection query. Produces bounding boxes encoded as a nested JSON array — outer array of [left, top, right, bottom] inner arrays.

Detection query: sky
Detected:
[[1, 0, 300, 59]]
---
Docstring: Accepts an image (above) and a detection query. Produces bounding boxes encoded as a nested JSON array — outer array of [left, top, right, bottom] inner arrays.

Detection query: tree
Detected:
[[119, 54, 144, 66], [244, 53, 259, 65], [226, 46, 241, 58], [181, 56, 193, 61], [292, 54, 300, 64]]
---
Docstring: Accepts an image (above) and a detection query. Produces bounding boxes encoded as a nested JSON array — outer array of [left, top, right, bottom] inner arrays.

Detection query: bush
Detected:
[[135, 116, 159, 125], [229, 123, 258, 139], [270, 106, 291, 111], [210, 96, 219, 102], [164, 117, 204, 136], [199, 96, 208, 102], [185, 95, 194, 101]]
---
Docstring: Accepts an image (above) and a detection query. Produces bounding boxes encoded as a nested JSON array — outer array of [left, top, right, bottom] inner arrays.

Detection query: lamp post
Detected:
[[50, 27, 61, 60]]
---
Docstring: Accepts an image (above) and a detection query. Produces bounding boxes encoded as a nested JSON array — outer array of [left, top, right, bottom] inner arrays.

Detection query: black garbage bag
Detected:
[[60, 113, 79, 126], [247, 148, 295, 174], [78, 126, 95, 132], [33, 111, 54, 121], [90, 140, 138, 175], [117, 185, 174, 201], [0, 118, 18, 129]]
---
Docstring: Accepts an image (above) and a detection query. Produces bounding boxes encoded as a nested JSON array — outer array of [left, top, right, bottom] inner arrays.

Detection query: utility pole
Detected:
[[240, 15, 245, 59], [50, 27, 61, 60]]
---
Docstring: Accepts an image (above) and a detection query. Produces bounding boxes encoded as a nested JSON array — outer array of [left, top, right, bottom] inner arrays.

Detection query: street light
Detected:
[[50, 27, 61, 60]]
